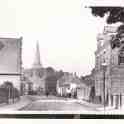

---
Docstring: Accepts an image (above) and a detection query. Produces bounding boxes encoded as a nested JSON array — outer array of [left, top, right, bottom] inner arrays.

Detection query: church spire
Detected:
[[33, 41, 42, 68]]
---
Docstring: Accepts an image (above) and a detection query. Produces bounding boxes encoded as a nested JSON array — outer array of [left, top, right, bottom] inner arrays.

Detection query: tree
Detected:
[[56, 70, 64, 80], [0, 81, 20, 103], [90, 7, 124, 49], [1, 81, 13, 89], [46, 67, 55, 72], [80, 76, 85, 81], [46, 67, 55, 77], [90, 7, 124, 24], [45, 75, 57, 95]]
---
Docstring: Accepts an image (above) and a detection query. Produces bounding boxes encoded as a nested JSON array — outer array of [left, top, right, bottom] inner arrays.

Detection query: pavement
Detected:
[[0, 95, 69, 111], [77, 100, 124, 114], [0, 95, 32, 111]]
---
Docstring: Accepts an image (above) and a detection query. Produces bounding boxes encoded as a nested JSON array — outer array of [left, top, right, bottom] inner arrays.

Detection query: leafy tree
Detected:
[[56, 70, 64, 80], [45, 75, 57, 95], [46, 67, 55, 73], [90, 7, 124, 49], [80, 76, 85, 81], [90, 7, 124, 24], [46, 67, 55, 77], [1, 81, 13, 89], [0, 81, 20, 102]]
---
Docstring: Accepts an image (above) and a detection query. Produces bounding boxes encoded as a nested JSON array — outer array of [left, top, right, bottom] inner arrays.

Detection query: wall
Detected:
[[77, 84, 91, 101], [0, 75, 20, 90], [0, 38, 22, 74]]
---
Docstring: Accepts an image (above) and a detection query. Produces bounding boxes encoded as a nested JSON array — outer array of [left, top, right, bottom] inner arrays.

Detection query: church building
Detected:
[[23, 42, 46, 94]]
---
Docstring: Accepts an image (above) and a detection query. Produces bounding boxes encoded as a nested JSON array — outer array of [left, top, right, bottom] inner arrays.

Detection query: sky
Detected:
[[0, 0, 123, 76]]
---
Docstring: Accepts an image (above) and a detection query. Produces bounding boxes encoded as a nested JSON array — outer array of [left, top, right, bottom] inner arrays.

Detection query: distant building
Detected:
[[21, 73, 33, 95], [57, 73, 81, 98], [23, 42, 46, 94], [32, 41, 42, 69], [57, 72, 94, 101], [76, 82, 91, 101], [79, 71, 95, 102], [94, 25, 124, 108], [24, 68, 46, 92]]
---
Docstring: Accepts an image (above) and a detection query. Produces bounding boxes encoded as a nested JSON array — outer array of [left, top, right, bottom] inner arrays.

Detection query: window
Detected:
[[0, 41, 4, 50], [119, 56, 124, 64], [119, 47, 124, 64], [111, 55, 114, 65]]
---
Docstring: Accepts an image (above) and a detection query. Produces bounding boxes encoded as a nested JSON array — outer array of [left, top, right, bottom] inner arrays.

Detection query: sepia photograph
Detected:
[[0, 0, 124, 119]]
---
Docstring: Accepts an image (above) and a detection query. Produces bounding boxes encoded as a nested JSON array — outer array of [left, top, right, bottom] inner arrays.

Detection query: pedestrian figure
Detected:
[[46, 92, 49, 97]]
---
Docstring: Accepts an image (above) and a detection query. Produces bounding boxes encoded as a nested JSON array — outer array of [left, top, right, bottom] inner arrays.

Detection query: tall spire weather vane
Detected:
[[32, 41, 42, 68]]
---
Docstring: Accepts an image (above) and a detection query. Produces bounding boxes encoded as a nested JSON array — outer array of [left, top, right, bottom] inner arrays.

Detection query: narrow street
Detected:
[[19, 95, 100, 112]]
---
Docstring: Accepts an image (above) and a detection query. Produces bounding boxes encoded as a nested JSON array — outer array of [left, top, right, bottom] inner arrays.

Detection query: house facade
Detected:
[[56, 73, 79, 98], [94, 25, 124, 108], [76, 82, 91, 101], [57, 72, 92, 100]]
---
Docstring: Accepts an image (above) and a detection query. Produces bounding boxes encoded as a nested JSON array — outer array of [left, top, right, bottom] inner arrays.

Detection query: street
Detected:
[[19, 95, 100, 112]]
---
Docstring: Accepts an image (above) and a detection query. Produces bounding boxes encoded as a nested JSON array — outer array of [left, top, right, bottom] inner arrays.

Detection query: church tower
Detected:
[[33, 41, 42, 68]]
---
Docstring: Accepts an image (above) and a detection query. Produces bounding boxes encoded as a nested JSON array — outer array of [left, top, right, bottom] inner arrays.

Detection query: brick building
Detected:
[[94, 25, 124, 108]]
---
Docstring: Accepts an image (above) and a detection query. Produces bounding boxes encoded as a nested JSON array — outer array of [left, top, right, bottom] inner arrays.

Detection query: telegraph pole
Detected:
[[102, 62, 107, 111], [103, 67, 106, 111]]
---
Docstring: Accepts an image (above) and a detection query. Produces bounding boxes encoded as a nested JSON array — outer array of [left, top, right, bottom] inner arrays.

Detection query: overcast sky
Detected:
[[0, 0, 123, 76]]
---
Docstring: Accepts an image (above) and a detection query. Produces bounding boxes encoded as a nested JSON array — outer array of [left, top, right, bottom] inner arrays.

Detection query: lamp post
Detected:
[[102, 62, 107, 111], [13, 87, 14, 103]]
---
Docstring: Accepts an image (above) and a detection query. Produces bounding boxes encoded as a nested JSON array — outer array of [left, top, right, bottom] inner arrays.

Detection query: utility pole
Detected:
[[13, 87, 14, 103], [102, 62, 107, 111], [103, 67, 106, 111]]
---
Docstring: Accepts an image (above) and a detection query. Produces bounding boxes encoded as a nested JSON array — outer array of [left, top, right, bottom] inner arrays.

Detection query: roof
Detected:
[[0, 37, 23, 40]]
